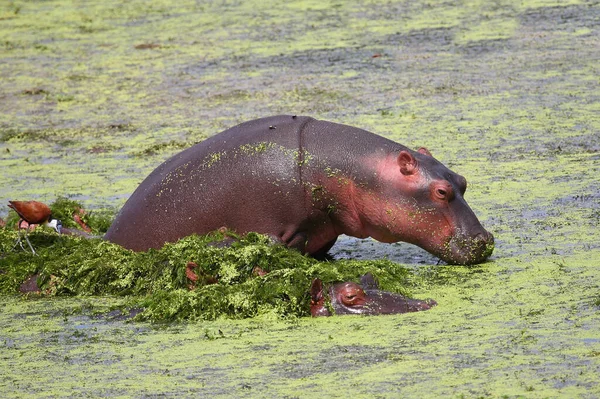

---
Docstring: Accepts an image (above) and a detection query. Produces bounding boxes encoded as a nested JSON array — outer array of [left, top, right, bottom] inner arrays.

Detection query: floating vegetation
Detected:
[[1, 0, 599, 396], [0, 200, 416, 322]]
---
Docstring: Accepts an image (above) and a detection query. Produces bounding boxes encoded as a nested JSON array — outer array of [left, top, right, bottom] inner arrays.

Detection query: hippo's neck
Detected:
[[312, 152, 396, 241], [321, 177, 370, 239], [298, 118, 408, 241]]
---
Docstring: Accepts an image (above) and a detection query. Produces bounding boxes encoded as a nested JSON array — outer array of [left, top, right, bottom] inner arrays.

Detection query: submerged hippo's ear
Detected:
[[360, 273, 379, 290], [417, 147, 432, 157], [398, 150, 417, 175], [310, 278, 324, 302]]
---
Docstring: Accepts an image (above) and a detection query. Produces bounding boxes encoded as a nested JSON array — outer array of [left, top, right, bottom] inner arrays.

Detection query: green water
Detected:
[[1, 0, 599, 397]]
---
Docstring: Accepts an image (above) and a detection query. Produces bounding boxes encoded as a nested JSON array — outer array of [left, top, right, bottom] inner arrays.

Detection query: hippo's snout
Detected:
[[445, 230, 494, 265], [406, 298, 437, 312]]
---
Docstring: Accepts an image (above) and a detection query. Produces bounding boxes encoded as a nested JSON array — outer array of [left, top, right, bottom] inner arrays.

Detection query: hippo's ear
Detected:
[[398, 151, 417, 175], [310, 278, 324, 302], [360, 273, 379, 290], [418, 147, 432, 157]]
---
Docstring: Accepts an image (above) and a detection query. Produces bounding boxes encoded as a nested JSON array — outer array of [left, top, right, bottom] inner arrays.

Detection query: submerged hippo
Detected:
[[310, 273, 436, 316], [106, 115, 493, 264]]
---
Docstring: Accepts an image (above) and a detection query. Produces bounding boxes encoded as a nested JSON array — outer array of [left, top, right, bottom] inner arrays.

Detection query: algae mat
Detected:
[[1, 0, 600, 397]]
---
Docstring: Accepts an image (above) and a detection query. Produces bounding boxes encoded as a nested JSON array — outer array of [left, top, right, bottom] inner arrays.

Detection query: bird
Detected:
[[8, 200, 62, 255]]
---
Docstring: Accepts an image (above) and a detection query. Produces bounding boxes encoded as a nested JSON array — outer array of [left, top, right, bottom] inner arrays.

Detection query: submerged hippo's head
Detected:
[[310, 273, 436, 317], [342, 147, 494, 265]]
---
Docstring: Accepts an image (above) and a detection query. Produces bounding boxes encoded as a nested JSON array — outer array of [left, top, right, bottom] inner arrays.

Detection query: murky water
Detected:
[[1, 0, 599, 397]]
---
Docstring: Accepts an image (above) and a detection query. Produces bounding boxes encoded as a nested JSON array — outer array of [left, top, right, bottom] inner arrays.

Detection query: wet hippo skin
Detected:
[[105, 115, 493, 265]]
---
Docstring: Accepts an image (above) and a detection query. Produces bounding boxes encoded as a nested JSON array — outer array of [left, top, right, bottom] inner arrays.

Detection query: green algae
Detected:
[[239, 142, 277, 156], [1, 200, 417, 322], [1, 0, 600, 397]]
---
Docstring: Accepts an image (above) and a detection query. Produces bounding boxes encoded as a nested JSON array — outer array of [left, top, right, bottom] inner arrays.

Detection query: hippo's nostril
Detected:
[[476, 231, 495, 259], [444, 229, 494, 265], [471, 233, 491, 255], [475, 231, 494, 246]]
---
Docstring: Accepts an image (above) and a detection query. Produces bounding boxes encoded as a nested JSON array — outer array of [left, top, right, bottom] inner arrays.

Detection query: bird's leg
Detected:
[[12, 220, 27, 252], [24, 225, 37, 255], [11, 221, 37, 255], [12, 232, 26, 252]]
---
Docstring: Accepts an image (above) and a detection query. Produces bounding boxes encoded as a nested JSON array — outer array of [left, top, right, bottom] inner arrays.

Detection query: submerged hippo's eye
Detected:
[[338, 283, 366, 306]]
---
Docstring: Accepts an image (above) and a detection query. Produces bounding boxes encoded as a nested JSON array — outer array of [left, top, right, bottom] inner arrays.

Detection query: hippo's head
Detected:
[[342, 147, 494, 265], [310, 273, 436, 317]]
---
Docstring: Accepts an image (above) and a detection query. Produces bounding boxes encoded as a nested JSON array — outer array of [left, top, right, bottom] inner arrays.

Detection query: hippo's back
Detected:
[[105, 115, 402, 251], [104, 116, 322, 250]]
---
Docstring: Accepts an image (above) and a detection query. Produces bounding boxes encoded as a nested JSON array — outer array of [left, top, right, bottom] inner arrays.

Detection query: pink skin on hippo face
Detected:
[[363, 149, 493, 265], [105, 115, 493, 265], [320, 148, 493, 265]]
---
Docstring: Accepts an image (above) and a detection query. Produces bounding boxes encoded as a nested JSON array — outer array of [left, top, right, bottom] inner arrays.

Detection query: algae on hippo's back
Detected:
[[201, 150, 227, 169], [238, 141, 277, 156]]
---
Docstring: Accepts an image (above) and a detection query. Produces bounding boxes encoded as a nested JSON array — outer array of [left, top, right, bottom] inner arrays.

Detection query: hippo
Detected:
[[105, 115, 493, 265], [310, 273, 436, 316]]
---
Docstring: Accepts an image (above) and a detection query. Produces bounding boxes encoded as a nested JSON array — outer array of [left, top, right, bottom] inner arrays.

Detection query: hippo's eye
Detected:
[[432, 182, 454, 201], [339, 284, 366, 306]]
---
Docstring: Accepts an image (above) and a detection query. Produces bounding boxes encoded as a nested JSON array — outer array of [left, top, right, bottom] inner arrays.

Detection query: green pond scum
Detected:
[[1, 0, 599, 397], [0, 208, 414, 322]]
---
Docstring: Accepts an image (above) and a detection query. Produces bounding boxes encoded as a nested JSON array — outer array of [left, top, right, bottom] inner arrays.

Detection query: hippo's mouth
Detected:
[[438, 231, 494, 265]]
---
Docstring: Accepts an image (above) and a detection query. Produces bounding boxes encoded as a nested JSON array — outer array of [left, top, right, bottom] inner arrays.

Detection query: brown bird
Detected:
[[8, 200, 62, 255]]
